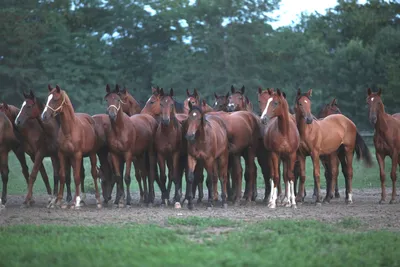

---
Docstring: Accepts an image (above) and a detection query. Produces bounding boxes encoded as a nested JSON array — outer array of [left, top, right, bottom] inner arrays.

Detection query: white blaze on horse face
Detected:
[[42, 94, 53, 117], [304, 100, 308, 103], [261, 98, 273, 120], [371, 97, 374, 102], [215, 101, 218, 106], [192, 112, 197, 117], [15, 101, 26, 123]]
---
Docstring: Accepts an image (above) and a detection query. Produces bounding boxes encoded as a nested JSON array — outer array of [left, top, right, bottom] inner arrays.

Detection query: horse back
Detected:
[[129, 114, 158, 152]]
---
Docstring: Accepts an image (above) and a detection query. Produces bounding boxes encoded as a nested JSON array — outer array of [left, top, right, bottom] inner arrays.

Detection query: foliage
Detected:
[[0, 0, 399, 128]]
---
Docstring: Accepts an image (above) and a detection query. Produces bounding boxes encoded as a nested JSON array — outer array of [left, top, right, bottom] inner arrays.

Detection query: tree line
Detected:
[[0, 0, 399, 130]]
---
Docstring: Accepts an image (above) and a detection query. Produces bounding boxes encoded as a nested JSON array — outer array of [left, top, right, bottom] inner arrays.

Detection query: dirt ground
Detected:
[[1, 188, 399, 231]]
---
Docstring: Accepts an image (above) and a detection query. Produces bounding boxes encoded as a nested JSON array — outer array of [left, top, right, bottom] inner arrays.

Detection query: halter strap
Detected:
[[107, 99, 126, 112], [46, 93, 66, 113]]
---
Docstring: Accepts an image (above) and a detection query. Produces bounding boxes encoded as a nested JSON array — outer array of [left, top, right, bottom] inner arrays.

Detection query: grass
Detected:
[[4, 144, 388, 196], [0, 218, 399, 267]]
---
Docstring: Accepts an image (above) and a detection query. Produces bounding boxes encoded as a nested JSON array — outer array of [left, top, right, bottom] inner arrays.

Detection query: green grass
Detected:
[[0, 218, 399, 267], [3, 145, 388, 195]]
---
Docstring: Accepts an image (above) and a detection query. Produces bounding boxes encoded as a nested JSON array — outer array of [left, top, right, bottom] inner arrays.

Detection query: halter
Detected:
[[46, 93, 66, 113], [107, 99, 126, 112]]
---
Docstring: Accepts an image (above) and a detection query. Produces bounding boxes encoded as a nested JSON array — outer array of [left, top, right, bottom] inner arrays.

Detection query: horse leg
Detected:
[[288, 152, 297, 208], [343, 147, 354, 204], [324, 154, 338, 204], [232, 154, 242, 206], [295, 155, 307, 203], [389, 152, 398, 204], [0, 151, 9, 208], [311, 152, 322, 205], [172, 152, 182, 205], [246, 150, 256, 204], [336, 150, 347, 199], [79, 159, 86, 205], [97, 151, 112, 204], [281, 159, 289, 206], [147, 148, 159, 206], [194, 163, 204, 204], [375, 152, 386, 203], [64, 159, 72, 203], [110, 153, 125, 207], [157, 153, 168, 205], [133, 159, 144, 203], [218, 150, 229, 209], [278, 159, 284, 202], [122, 154, 133, 207], [51, 152, 67, 208], [166, 157, 174, 203], [257, 152, 270, 202], [212, 163, 219, 201], [205, 160, 216, 208], [268, 152, 279, 209], [186, 155, 197, 210], [24, 151, 50, 206], [88, 153, 101, 209], [227, 155, 235, 202], [70, 153, 84, 209]]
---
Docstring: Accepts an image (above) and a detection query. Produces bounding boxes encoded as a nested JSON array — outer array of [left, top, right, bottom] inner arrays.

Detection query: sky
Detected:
[[269, 0, 368, 29]]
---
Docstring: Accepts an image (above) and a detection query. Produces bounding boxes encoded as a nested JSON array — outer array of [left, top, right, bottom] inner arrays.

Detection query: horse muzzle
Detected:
[[227, 104, 236, 112], [369, 116, 377, 125], [185, 133, 196, 142], [261, 115, 270, 125], [161, 118, 170, 125], [305, 116, 313, 124]]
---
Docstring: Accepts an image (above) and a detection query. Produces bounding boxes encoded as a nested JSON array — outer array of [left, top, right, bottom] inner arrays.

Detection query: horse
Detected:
[[295, 88, 372, 204], [41, 84, 102, 209], [260, 89, 300, 208], [184, 88, 212, 114], [185, 102, 229, 209], [118, 86, 142, 115], [366, 88, 400, 204], [0, 111, 23, 208], [227, 85, 253, 112], [156, 88, 188, 206], [13, 90, 83, 206], [104, 84, 163, 206], [213, 92, 230, 111]]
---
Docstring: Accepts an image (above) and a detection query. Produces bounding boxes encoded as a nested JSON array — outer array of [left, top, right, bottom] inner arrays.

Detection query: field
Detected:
[[1, 144, 400, 267]]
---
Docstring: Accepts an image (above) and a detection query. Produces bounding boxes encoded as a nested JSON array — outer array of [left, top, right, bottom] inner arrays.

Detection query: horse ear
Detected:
[[106, 84, 111, 93], [258, 87, 262, 94], [331, 98, 337, 106], [55, 85, 61, 93], [188, 101, 193, 111], [214, 92, 218, 99], [23, 91, 28, 98], [186, 88, 190, 96], [307, 89, 312, 97], [29, 89, 34, 98], [202, 99, 206, 106], [241, 85, 245, 94], [159, 88, 164, 96], [377, 88, 382, 96], [231, 85, 235, 94], [297, 88, 301, 96], [367, 88, 372, 96], [48, 84, 52, 91], [170, 88, 174, 96], [115, 84, 120, 92], [194, 88, 199, 99], [225, 91, 230, 98], [267, 89, 272, 95], [277, 89, 281, 96], [282, 92, 287, 99]]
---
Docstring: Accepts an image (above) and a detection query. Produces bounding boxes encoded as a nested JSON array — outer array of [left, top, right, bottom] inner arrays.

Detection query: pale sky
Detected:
[[269, 0, 368, 29]]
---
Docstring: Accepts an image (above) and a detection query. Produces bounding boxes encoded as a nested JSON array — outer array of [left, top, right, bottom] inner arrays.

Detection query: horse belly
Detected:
[[320, 135, 344, 155]]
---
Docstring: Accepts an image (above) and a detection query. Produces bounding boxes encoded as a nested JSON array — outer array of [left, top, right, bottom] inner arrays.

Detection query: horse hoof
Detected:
[[97, 203, 103, 209], [284, 203, 291, 208], [222, 203, 228, 209], [233, 201, 240, 207], [147, 203, 154, 208], [174, 202, 181, 209], [346, 200, 353, 205], [61, 204, 68, 209], [315, 202, 322, 207], [206, 206, 212, 211], [323, 198, 331, 204], [389, 199, 397, 204], [197, 199, 203, 204], [188, 203, 194, 210], [379, 199, 386, 204], [267, 202, 276, 209], [118, 203, 125, 208], [335, 193, 340, 199], [292, 204, 298, 209], [79, 200, 86, 206]]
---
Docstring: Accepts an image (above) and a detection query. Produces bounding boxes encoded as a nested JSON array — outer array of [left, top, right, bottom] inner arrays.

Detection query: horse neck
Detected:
[[58, 99, 77, 137], [375, 108, 390, 133], [36, 104, 59, 136], [111, 106, 126, 132], [8, 107, 19, 123], [277, 107, 290, 136], [295, 112, 310, 137]]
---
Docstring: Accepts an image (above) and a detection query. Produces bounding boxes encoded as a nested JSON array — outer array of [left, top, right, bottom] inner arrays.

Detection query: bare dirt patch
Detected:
[[1, 188, 399, 231]]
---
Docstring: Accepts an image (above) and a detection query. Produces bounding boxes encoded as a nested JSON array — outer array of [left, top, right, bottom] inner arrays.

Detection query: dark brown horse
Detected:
[[0, 111, 23, 208], [260, 89, 300, 208], [295, 89, 372, 204], [105, 84, 162, 206], [41, 85, 102, 209], [13, 90, 81, 206], [367, 88, 400, 204], [185, 103, 229, 209], [213, 92, 230, 111], [227, 85, 253, 112], [156, 88, 187, 205]]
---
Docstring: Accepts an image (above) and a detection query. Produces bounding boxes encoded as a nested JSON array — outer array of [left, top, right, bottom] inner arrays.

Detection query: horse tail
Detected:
[[354, 131, 373, 167]]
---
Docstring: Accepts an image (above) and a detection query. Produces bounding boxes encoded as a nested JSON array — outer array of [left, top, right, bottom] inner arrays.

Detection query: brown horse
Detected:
[[105, 84, 162, 206], [118, 86, 142, 115], [185, 102, 229, 209], [184, 89, 212, 114], [41, 85, 102, 209], [156, 88, 187, 205], [260, 89, 300, 208], [367, 88, 400, 204], [0, 111, 23, 208], [295, 89, 372, 204], [227, 85, 253, 112], [13, 90, 81, 206], [213, 92, 230, 111]]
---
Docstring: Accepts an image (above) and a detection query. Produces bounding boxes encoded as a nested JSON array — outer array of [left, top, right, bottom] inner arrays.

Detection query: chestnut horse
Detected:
[[260, 89, 300, 208], [41, 85, 102, 209], [366, 88, 400, 204], [213, 92, 230, 111], [185, 102, 229, 209], [227, 85, 253, 112], [13, 91, 81, 206], [184, 89, 212, 114], [156, 88, 188, 205], [105, 85, 162, 206], [295, 89, 372, 204], [0, 111, 22, 208], [119, 86, 142, 115]]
